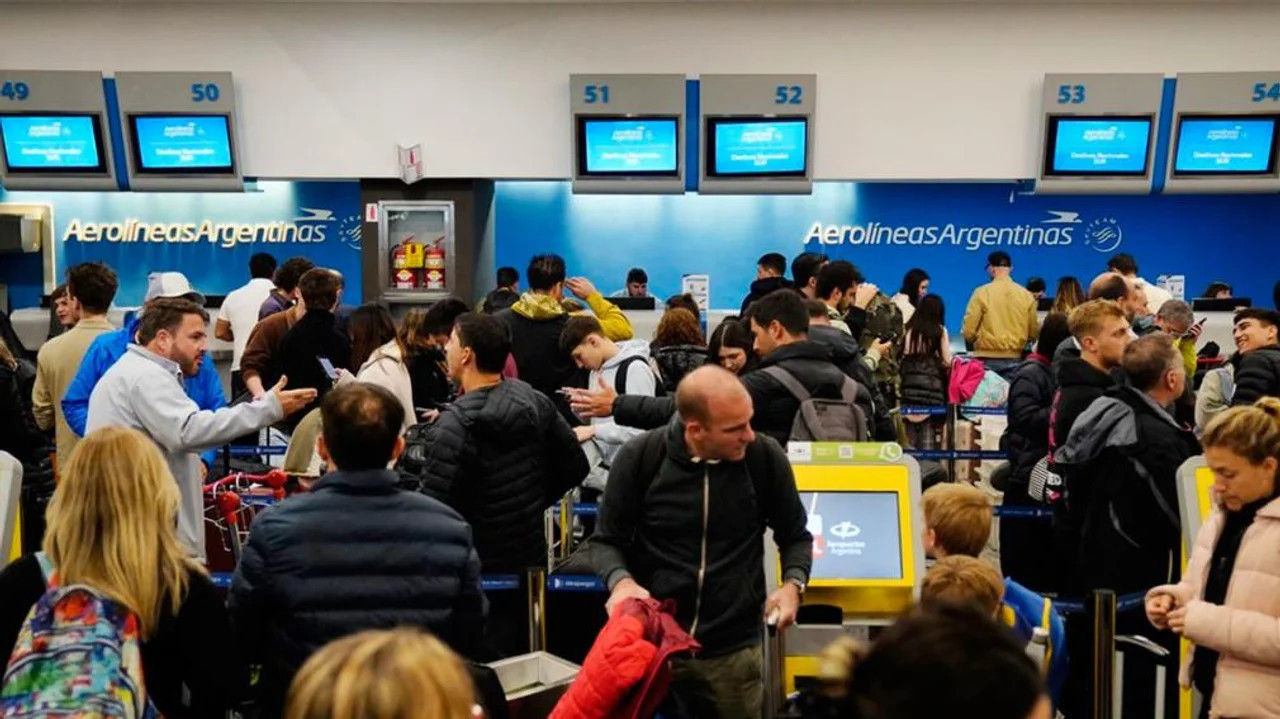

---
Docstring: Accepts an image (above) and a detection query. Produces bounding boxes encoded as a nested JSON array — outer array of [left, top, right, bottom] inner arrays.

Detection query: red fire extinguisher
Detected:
[[391, 235, 420, 289], [423, 237, 446, 290]]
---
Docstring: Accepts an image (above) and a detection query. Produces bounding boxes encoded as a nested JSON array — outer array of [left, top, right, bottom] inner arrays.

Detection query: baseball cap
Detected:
[[145, 272, 205, 305]]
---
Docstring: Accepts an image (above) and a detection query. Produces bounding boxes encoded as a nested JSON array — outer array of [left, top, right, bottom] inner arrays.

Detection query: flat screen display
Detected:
[[1173, 116, 1280, 176], [1044, 116, 1152, 176], [801, 491, 903, 581], [708, 118, 808, 177], [577, 116, 679, 176], [0, 114, 106, 172], [130, 114, 235, 173]]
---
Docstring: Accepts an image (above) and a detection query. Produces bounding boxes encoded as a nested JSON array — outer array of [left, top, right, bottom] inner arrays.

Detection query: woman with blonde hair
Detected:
[[1147, 397, 1280, 718], [285, 628, 477, 719], [0, 426, 246, 717]]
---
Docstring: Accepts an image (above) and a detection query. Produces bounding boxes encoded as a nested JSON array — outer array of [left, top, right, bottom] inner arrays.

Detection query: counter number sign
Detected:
[[1251, 82, 1280, 102], [1, 81, 30, 102], [583, 84, 610, 104], [191, 83, 221, 103], [1056, 84, 1086, 105], [775, 85, 803, 105]]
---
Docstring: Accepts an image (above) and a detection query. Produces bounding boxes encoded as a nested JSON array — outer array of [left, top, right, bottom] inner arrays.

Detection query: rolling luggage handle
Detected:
[[1114, 634, 1171, 719], [763, 609, 785, 719]]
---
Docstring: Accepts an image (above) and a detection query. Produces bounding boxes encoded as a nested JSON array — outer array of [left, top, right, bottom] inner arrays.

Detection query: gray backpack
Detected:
[[762, 366, 871, 442]]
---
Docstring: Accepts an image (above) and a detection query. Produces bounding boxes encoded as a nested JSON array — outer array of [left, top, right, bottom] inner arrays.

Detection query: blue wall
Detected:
[[0, 180, 362, 311], [495, 181, 1280, 330]]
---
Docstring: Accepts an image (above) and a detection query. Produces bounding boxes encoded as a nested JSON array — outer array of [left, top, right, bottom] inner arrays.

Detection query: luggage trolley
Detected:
[[203, 468, 290, 573]]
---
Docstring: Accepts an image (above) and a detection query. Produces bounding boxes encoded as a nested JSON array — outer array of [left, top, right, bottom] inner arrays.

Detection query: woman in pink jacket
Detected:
[[1146, 397, 1280, 719]]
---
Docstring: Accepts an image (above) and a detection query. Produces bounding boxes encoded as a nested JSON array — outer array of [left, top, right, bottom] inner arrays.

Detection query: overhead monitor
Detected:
[[707, 117, 808, 177], [801, 491, 904, 581], [1043, 115, 1152, 177], [576, 116, 679, 177], [0, 114, 107, 173], [128, 114, 235, 174], [1172, 115, 1280, 176]]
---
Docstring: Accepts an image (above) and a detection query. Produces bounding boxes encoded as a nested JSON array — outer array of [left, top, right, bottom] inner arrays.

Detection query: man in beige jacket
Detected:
[[32, 262, 119, 467], [961, 251, 1039, 378]]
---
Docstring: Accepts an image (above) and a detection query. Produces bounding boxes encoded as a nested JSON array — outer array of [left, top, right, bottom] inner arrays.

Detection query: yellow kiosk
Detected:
[[1175, 456, 1217, 719], [767, 442, 925, 696]]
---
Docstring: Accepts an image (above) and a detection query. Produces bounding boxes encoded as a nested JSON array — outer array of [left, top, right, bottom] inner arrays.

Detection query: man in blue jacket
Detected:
[[62, 272, 226, 468]]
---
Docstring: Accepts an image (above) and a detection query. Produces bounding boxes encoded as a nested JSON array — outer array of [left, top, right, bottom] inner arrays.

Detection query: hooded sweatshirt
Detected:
[[591, 340, 658, 465], [498, 291, 634, 411]]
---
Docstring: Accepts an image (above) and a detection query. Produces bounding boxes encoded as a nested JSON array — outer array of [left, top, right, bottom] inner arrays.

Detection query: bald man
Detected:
[[592, 366, 813, 719], [1089, 272, 1148, 322]]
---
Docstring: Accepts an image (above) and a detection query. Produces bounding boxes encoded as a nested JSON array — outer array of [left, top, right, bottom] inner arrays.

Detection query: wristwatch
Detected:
[[786, 577, 807, 596]]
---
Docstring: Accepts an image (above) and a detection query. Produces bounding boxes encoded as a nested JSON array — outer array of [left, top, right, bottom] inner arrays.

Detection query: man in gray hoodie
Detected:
[[87, 297, 316, 557]]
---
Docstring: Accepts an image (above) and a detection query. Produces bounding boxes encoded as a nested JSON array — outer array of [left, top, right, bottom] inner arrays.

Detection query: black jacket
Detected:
[[808, 325, 895, 441], [0, 557, 246, 718], [406, 347, 453, 412], [400, 379, 589, 573], [496, 308, 578, 412], [898, 354, 947, 409], [229, 468, 485, 717], [275, 309, 351, 423], [652, 344, 708, 393], [613, 341, 871, 445], [1001, 354, 1055, 489], [739, 276, 794, 315], [1052, 356, 1116, 455], [1231, 345, 1280, 406], [482, 288, 520, 315], [0, 363, 49, 466], [591, 418, 812, 656], [1054, 385, 1200, 593]]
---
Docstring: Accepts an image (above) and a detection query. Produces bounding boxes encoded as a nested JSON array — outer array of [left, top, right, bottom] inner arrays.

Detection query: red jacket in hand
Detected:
[[551, 598, 700, 719]]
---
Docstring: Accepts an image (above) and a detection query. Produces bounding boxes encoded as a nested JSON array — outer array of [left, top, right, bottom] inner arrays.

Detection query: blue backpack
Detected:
[[0, 552, 157, 718]]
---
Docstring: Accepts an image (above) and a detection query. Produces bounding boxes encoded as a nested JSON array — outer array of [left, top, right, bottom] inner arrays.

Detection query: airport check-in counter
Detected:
[[764, 442, 925, 695]]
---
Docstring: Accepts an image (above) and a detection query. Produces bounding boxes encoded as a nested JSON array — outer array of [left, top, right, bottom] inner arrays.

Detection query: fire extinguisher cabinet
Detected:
[[375, 200, 457, 304]]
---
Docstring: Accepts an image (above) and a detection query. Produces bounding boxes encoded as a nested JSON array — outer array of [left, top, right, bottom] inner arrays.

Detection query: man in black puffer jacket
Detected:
[[571, 290, 873, 445], [230, 383, 486, 717], [1229, 308, 1280, 406], [807, 303, 895, 441], [399, 314, 588, 656]]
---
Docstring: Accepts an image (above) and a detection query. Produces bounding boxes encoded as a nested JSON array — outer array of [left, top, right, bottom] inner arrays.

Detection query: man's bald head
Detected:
[[676, 365, 756, 461], [677, 365, 749, 424], [1089, 272, 1129, 302]]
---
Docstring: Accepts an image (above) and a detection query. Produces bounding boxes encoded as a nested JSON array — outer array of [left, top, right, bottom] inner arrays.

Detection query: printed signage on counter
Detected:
[[0, 115, 104, 171], [1174, 116, 1279, 174], [1047, 117, 1151, 175], [580, 118, 678, 175]]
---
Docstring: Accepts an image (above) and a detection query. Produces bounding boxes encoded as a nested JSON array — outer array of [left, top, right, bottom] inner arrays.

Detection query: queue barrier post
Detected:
[[1090, 589, 1117, 719], [528, 567, 547, 653]]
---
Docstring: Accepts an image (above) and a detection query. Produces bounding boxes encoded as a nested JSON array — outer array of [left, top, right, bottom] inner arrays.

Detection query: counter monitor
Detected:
[[0, 114, 106, 173], [576, 116, 679, 177], [1043, 115, 1152, 176], [1173, 115, 1280, 176], [129, 114, 235, 174], [707, 117, 807, 177], [800, 490, 904, 582]]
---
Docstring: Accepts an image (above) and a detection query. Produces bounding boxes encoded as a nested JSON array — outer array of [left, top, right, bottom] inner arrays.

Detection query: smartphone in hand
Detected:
[[317, 356, 338, 381]]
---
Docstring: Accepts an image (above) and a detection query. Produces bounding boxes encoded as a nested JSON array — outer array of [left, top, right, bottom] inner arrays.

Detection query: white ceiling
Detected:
[[6, 0, 1276, 3]]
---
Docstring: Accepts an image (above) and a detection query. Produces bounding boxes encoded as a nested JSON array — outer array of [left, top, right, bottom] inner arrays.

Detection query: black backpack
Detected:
[[613, 355, 666, 397]]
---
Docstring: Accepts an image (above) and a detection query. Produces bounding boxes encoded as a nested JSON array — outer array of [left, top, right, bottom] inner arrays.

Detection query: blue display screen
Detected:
[[1174, 116, 1279, 175], [578, 117, 678, 176], [801, 491, 903, 581], [130, 115, 235, 173], [1045, 117, 1151, 176], [709, 118, 807, 177], [0, 114, 104, 171]]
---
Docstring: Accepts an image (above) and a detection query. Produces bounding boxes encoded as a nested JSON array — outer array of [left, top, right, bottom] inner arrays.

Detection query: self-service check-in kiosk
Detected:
[[766, 442, 925, 696], [1175, 456, 1218, 719]]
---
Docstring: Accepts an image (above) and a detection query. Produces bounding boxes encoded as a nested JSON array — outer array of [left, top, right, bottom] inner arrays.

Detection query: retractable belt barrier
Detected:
[[899, 404, 1010, 479], [221, 445, 288, 457]]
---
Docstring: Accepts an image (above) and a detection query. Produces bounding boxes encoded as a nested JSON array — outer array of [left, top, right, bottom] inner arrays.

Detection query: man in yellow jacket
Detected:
[[497, 254, 633, 420], [961, 251, 1039, 378]]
